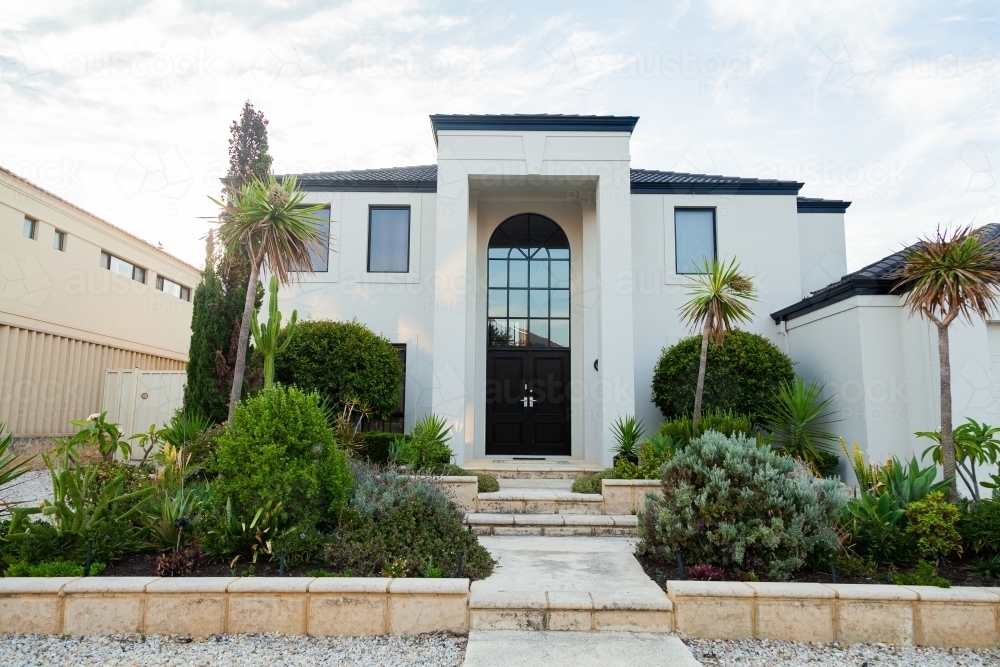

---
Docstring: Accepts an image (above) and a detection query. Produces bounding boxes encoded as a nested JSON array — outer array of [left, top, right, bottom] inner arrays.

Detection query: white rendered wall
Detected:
[[630, 193, 804, 435], [798, 212, 847, 297]]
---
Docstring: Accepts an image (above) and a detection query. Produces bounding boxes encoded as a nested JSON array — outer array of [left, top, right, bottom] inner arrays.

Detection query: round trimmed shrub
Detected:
[[637, 431, 845, 580], [211, 385, 353, 526], [274, 319, 402, 419], [651, 330, 793, 423]]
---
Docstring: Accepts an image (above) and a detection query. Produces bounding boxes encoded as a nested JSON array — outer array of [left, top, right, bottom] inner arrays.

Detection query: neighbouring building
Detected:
[[279, 114, 855, 468], [0, 166, 198, 437]]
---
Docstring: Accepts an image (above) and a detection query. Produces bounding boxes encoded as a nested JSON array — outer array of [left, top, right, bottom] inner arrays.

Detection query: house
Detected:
[[280, 114, 851, 466], [0, 166, 198, 437], [772, 223, 1000, 491]]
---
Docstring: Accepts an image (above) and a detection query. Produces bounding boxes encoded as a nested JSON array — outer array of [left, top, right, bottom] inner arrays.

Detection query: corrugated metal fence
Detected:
[[0, 324, 185, 436]]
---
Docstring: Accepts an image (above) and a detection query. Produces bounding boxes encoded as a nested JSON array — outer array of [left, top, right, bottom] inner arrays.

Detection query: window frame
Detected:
[[156, 275, 191, 301], [295, 205, 331, 273], [22, 217, 37, 240], [100, 250, 146, 283], [53, 229, 67, 252], [673, 207, 717, 275], [367, 205, 411, 274]]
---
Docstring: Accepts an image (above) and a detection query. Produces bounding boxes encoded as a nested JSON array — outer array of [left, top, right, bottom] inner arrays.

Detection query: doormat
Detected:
[[512, 457, 545, 461]]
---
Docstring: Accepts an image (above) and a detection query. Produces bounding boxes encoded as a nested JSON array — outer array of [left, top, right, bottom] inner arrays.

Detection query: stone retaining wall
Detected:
[[0, 577, 470, 637], [422, 476, 663, 514]]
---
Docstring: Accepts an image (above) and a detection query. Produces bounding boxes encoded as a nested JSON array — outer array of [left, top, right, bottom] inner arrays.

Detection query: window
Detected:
[[300, 206, 331, 272], [100, 251, 146, 283], [156, 275, 191, 301], [368, 207, 410, 273], [53, 230, 67, 251], [674, 208, 716, 274], [22, 217, 36, 239]]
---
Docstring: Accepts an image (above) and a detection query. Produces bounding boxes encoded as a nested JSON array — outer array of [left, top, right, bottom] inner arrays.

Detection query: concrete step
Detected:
[[463, 458, 603, 480], [476, 489, 604, 515], [462, 631, 699, 667], [468, 589, 674, 633], [465, 513, 637, 536]]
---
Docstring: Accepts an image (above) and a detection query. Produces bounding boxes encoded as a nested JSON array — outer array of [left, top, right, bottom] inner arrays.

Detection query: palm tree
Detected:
[[679, 257, 757, 426], [892, 225, 1000, 500], [212, 175, 328, 423]]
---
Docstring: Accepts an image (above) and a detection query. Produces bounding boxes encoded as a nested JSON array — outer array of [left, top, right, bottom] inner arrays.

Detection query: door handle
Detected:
[[521, 396, 537, 408]]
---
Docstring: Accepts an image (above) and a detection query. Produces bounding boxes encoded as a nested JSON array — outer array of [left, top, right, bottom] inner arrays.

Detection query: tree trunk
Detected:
[[227, 258, 261, 424], [937, 322, 959, 501], [692, 319, 711, 427]]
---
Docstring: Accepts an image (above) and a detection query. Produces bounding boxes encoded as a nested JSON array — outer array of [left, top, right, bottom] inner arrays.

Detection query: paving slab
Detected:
[[475, 536, 660, 595], [462, 630, 700, 667]]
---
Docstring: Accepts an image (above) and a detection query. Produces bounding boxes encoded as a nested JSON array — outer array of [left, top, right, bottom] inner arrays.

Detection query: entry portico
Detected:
[[283, 114, 844, 467]]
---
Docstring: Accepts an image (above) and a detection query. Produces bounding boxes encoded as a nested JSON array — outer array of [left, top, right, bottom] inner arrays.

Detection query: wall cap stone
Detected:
[[745, 582, 836, 599], [591, 590, 673, 611], [63, 577, 158, 594], [825, 584, 919, 600], [905, 586, 1000, 603], [227, 578, 313, 593], [388, 578, 470, 595], [308, 578, 391, 594], [145, 577, 237, 594], [602, 479, 661, 487], [470, 589, 547, 609], [668, 581, 754, 598], [0, 577, 80, 594]]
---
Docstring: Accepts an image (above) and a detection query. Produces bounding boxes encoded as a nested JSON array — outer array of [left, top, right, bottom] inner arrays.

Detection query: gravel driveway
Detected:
[[0, 469, 53, 510], [686, 638, 1000, 666], [0, 633, 467, 667]]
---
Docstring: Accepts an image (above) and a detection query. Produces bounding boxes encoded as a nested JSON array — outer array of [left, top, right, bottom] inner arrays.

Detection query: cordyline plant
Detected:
[[678, 257, 757, 426], [211, 175, 328, 423], [892, 225, 1000, 501]]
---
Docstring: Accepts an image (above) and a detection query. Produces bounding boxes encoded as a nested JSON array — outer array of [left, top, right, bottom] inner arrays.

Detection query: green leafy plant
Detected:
[[202, 498, 282, 567], [274, 319, 403, 420], [891, 560, 950, 588], [905, 491, 962, 559], [833, 553, 877, 578], [969, 554, 1000, 579], [251, 275, 298, 389], [422, 556, 443, 578], [840, 441, 888, 495], [402, 414, 453, 473], [128, 424, 168, 469], [637, 432, 680, 479], [4, 559, 106, 577], [69, 412, 131, 462], [656, 409, 756, 445], [637, 431, 846, 580], [332, 399, 371, 455], [0, 423, 33, 518], [840, 492, 913, 567], [272, 524, 327, 568], [143, 484, 209, 552], [161, 411, 214, 449], [677, 257, 757, 425], [957, 498, 1000, 556], [611, 415, 645, 463], [881, 456, 951, 507], [210, 385, 353, 526], [919, 418, 1000, 501], [437, 464, 500, 493], [389, 435, 407, 465], [764, 379, 840, 472]]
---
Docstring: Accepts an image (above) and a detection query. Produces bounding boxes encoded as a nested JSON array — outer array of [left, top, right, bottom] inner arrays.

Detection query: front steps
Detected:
[[466, 513, 638, 536], [476, 489, 604, 514], [468, 589, 673, 632], [462, 458, 603, 480]]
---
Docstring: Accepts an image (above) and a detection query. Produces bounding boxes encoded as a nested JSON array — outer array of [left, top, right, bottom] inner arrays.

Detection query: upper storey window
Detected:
[[675, 208, 716, 274]]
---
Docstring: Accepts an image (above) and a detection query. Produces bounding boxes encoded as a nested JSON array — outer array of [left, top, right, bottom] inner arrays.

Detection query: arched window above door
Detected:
[[487, 214, 570, 348]]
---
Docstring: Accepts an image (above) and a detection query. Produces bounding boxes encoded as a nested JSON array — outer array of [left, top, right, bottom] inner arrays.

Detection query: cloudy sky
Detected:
[[2, 0, 998, 271]]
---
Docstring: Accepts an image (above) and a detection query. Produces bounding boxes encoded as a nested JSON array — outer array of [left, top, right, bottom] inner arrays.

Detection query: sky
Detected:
[[2, 0, 999, 271]]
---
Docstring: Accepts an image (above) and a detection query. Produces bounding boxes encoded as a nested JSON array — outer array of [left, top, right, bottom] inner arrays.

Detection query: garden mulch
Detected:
[[96, 553, 346, 578], [636, 553, 1000, 589]]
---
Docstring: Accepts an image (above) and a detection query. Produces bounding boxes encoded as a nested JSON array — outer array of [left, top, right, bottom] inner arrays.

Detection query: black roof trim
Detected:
[[289, 166, 438, 193], [429, 114, 639, 146], [630, 169, 803, 195], [771, 223, 1000, 324], [797, 197, 852, 213]]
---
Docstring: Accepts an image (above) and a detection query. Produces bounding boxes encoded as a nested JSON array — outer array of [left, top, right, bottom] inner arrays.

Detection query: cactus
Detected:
[[251, 276, 297, 388]]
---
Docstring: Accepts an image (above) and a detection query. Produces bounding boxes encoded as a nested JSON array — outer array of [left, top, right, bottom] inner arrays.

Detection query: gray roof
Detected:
[[796, 196, 851, 213], [771, 223, 1000, 323], [429, 114, 640, 145], [290, 164, 818, 196]]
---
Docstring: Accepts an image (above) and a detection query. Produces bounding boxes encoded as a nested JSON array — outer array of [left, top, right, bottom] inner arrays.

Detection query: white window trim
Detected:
[[357, 195, 421, 284]]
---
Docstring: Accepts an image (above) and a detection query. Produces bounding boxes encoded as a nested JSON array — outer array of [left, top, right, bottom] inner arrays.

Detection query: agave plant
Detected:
[[0, 423, 33, 518], [144, 484, 210, 551], [880, 455, 951, 507]]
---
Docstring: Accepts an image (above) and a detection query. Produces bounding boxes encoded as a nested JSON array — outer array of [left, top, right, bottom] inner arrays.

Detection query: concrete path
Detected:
[[462, 631, 700, 667], [475, 536, 660, 594]]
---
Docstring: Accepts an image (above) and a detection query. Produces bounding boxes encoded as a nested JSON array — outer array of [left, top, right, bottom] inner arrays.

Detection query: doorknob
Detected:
[[522, 396, 529, 407]]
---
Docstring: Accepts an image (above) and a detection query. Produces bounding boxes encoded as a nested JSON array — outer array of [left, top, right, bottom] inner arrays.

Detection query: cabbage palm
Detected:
[[892, 225, 1000, 500], [765, 379, 839, 470], [678, 257, 757, 426], [212, 175, 328, 423]]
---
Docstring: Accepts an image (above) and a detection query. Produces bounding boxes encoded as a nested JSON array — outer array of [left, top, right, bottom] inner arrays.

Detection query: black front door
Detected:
[[486, 349, 570, 456]]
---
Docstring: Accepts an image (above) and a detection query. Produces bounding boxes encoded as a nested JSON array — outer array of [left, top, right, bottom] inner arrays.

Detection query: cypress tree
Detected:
[[183, 231, 230, 422]]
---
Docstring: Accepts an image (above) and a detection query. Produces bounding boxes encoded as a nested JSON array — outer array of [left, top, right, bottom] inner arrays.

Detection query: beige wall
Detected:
[[0, 167, 196, 436]]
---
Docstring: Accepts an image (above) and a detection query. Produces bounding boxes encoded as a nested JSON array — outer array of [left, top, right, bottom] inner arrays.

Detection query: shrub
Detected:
[[905, 492, 962, 559], [4, 559, 106, 577], [637, 431, 845, 580], [438, 464, 500, 493], [637, 433, 682, 479], [657, 409, 756, 445], [325, 465, 493, 579], [357, 431, 402, 466], [211, 385, 353, 527], [891, 560, 950, 588], [841, 492, 916, 567], [273, 319, 402, 419], [571, 459, 639, 493], [402, 414, 453, 472], [958, 499, 1000, 555], [687, 564, 725, 581], [651, 331, 793, 424]]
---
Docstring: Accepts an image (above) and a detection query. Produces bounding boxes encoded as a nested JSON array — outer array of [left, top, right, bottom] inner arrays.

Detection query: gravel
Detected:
[[686, 638, 1000, 666], [0, 632, 467, 667], [0, 470, 53, 509]]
